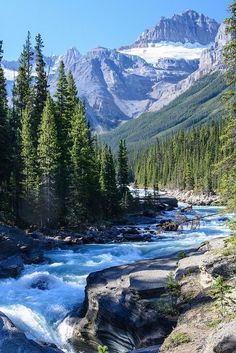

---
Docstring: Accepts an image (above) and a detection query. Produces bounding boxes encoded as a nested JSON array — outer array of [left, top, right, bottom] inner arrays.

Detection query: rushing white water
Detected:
[[0, 206, 233, 352]]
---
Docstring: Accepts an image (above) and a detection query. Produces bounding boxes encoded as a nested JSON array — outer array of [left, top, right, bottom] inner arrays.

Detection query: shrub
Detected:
[[165, 272, 181, 308], [163, 331, 190, 350], [178, 251, 186, 259], [98, 346, 109, 353], [209, 275, 235, 317]]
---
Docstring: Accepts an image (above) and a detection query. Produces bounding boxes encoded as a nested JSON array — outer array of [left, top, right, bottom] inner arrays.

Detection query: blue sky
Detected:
[[1, 0, 232, 60]]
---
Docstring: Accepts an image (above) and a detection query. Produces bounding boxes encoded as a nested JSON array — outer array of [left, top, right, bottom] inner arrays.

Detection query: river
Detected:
[[0, 206, 232, 352]]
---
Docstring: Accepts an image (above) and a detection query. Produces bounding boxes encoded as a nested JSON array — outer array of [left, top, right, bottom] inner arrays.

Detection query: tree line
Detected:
[[0, 33, 130, 227], [133, 121, 222, 193]]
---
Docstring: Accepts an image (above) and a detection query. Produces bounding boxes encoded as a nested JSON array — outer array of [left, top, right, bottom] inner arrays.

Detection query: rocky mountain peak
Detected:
[[125, 10, 220, 48]]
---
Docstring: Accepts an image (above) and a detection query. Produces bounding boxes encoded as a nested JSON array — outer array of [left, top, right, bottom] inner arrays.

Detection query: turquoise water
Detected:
[[0, 206, 232, 352]]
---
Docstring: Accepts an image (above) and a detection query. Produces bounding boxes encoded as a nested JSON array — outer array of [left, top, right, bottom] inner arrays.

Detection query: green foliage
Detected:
[[67, 102, 100, 224], [162, 331, 190, 350], [209, 275, 235, 318], [20, 106, 38, 223], [117, 139, 129, 195], [165, 272, 181, 307], [14, 31, 33, 113], [100, 144, 119, 218], [97, 345, 109, 353], [222, 235, 236, 256], [0, 40, 11, 216], [156, 299, 179, 316], [37, 95, 61, 226], [177, 251, 186, 260], [228, 218, 236, 231], [216, 2, 236, 211], [33, 33, 47, 143], [134, 121, 221, 192], [156, 272, 181, 317]]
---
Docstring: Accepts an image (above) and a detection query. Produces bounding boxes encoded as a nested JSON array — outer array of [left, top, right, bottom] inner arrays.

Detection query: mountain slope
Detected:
[[102, 72, 227, 150]]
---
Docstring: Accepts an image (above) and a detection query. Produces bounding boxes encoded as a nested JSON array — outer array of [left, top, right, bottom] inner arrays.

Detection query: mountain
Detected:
[[3, 10, 221, 132], [102, 22, 229, 150], [123, 10, 219, 47], [102, 71, 227, 151]]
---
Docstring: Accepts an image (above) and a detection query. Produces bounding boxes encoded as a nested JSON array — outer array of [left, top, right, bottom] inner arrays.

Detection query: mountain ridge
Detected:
[[2, 10, 223, 132]]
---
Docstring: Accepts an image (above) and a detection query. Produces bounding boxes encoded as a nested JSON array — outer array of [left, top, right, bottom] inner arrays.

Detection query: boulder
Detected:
[[66, 257, 178, 353], [0, 255, 24, 278], [0, 312, 63, 353]]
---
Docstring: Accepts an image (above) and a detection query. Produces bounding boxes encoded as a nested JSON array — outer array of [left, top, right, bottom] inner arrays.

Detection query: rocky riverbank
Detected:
[[0, 197, 178, 279], [64, 236, 236, 353], [164, 189, 220, 206]]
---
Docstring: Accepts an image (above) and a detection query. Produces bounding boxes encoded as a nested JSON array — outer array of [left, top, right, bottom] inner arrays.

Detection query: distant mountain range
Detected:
[[3, 10, 227, 133]]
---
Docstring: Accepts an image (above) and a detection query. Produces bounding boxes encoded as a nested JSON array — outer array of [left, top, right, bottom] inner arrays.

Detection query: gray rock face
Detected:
[[0, 312, 63, 353], [66, 257, 177, 353], [200, 320, 236, 353], [124, 10, 219, 47], [149, 23, 229, 113], [47, 47, 199, 132]]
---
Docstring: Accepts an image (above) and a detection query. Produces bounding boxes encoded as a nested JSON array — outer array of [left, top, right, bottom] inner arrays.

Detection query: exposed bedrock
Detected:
[[66, 257, 178, 353]]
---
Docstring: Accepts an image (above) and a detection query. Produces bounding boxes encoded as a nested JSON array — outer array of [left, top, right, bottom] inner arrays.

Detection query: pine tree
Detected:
[[20, 105, 38, 224], [66, 70, 79, 113], [100, 144, 119, 218], [67, 102, 100, 224], [217, 2, 236, 210], [14, 31, 33, 113], [117, 139, 129, 195], [10, 32, 34, 221], [33, 33, 47, 142], [0, 40, 10, 215], [37, 95, 60, 226], [54, 60, 70, 222]]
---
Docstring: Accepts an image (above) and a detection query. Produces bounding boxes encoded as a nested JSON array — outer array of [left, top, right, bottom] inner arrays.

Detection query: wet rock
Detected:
[[128, 346, 160, 353], [158, 220, 179, 231], [68, 257, 177, 353], [124, 228, 140, 235], [0, 255, 24, 278], [0, 312, 63, 352]]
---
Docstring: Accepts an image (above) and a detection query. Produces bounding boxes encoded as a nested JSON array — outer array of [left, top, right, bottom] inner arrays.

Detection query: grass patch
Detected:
[[162, 331, 191, 350], [222, 236, 236, 256], [207, 312, 236, 328], [228, 218, 236, 231]]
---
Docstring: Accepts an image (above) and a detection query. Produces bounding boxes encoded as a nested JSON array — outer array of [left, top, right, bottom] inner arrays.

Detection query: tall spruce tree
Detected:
[[33, 33, 47, 142], [117, 139, 129, 194], [11, 32, 33, 221], [67, 102, 100, 224], [37, 95, 60, 226], [15, 31, 33, 113], [54, 60, 69, 222], [20, 105, 38, 223], [0, 40, 10, 214], [66, 70, 79, 113], [100, 144, 119, 218], [217, 1, 236, 210]]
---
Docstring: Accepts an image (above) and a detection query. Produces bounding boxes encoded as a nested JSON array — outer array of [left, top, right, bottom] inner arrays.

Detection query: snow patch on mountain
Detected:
[[3, 68, 18, 80], [119, 42, 211, 64]]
